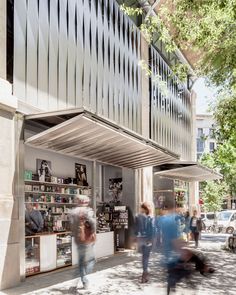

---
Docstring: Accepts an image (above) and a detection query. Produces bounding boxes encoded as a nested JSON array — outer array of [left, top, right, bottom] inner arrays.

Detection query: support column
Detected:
[[122, 168, 138, 214], [138, 35, 153, 207], [0, 79, 22, 290], [141, 166, 153, 204]]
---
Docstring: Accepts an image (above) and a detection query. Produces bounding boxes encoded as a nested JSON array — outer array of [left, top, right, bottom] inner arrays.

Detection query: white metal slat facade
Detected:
[[150, 46, 192, 160], [26, 0, 38, 106], [48, 0, 59, 111], [14, 0, 142, 134], [38, 0, 49, 110]]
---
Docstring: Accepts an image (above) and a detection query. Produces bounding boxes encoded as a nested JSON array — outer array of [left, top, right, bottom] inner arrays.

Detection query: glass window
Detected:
[[206, 213, 215, 220], [197, 128, 203, 137], [217, 211, 232, 221], [209, 142, 215, 152], [197, 138, 205, 153], [231, 213, 236, 221]]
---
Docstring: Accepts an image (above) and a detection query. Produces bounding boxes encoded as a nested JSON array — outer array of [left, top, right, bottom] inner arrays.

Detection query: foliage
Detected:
[[211, 91, 236, 145], [201, 180, 226, 213], [121, 1, 236, 90], [120, 4, 187, 82], [161, 0, 236, 90], [120, 4, 143, 16], [205, 90, 236, 193]]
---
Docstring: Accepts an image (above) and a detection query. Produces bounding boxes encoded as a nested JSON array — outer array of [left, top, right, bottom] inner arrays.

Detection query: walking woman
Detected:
[[190, 210, 202, 247], [135, 202, 155, 283], [184, 211, 191, 242]]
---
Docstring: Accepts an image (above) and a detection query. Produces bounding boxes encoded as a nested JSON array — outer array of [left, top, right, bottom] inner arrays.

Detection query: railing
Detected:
[[150, 46, 192, 159], [13, 0, 142, 133]]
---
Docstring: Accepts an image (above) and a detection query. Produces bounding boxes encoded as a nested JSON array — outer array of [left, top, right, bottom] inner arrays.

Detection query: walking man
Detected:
[[70, 195, 96, 290]]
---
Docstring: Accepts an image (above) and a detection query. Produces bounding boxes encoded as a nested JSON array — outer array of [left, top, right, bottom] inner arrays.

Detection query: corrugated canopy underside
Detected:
[[25, 112, 178, 169], [154, 161, 222, 182]]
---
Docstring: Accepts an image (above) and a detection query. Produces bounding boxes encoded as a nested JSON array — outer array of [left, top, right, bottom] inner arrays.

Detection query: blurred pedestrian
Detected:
[[184, 211, 191, 242], [159, 207, 214, 294], [190, 210, 202, 248], [70, 195, 96, 290], [134, 202, 155, 283]]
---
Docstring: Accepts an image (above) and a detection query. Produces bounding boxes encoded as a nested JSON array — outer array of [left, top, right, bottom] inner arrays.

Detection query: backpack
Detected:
[[72, 213, 96, 245]]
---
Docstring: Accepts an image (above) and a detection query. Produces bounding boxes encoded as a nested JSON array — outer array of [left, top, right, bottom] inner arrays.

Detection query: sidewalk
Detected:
[[1, 241, 235, 295]]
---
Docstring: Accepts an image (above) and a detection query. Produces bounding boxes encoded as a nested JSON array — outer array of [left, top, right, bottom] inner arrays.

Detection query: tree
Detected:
[[200, 154, 227, 212], [212, 91, 236, 145], [162, 0, 236, 90], [121, 0, 236, 90], [200, 181, 226, 213]]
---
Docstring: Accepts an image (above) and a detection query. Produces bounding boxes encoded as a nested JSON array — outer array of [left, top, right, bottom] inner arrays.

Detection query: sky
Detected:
[[193, 78, 216, 115]]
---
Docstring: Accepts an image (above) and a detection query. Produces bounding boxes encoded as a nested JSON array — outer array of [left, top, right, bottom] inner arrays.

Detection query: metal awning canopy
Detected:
[[25, 110, 178, 169], [154, 161, 222, 182]]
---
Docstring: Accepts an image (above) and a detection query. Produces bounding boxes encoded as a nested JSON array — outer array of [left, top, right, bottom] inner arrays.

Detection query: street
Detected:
[[2, 234, 236, 295]]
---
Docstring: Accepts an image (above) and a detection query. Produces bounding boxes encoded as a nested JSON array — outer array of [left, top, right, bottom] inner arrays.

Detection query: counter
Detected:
[[25, 231, 114, 275]]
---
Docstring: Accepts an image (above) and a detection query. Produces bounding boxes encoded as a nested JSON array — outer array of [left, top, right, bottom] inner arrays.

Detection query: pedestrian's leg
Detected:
[[195, 232, 199, 247], [141, 244, 151, 283], [86, 259, 95, 274], [79, 253, 87, 287]]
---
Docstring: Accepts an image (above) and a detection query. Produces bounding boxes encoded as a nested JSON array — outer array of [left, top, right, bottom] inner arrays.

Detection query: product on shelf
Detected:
[[56, 234, 72, 267], [24, 172, 92, 234], [96, 212, 110, 233]]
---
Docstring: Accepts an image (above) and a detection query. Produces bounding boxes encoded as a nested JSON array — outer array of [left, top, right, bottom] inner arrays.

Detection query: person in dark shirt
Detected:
[[25, 203, 44, 235], [134, 202, 155, 283]]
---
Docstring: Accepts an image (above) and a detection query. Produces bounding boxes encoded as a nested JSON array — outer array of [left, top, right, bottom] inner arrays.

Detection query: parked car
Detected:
[[200, 212, 217, 230], [217, 210, 236, 234]]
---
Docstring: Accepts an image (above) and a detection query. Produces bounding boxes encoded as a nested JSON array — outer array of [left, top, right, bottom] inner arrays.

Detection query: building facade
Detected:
[[196, 114, 216, 160], [0, 0, 202, 290]]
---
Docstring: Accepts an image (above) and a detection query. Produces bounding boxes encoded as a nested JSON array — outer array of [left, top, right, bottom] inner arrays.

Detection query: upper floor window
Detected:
[[197, 138, 205, 153], [197, 128, 203, 138], [209, 142, 215, 152]]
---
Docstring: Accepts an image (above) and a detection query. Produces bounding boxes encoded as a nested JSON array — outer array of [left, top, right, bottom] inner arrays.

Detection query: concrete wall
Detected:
[[24, 146, 93, 186]]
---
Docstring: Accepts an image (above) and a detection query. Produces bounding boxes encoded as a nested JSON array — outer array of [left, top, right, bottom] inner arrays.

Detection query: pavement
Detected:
[[1, 234, 236, 295]]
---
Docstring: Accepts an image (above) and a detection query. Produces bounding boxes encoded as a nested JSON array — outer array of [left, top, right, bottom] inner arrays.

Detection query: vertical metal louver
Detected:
[[14, 0, 142, 133], [150, 46, 192, 159]]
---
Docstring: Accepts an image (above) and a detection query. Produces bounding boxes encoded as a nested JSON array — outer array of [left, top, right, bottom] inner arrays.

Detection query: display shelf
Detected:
[[153, 190, 173, 193], [25, 191, 78, 196], [51, 212, 69, 215], [56, 231, 72, 235], [56, 233, 72, 268], [57, 242, 71, 247], [25, 201, 77, 206], [24, 179, 91, 189]]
